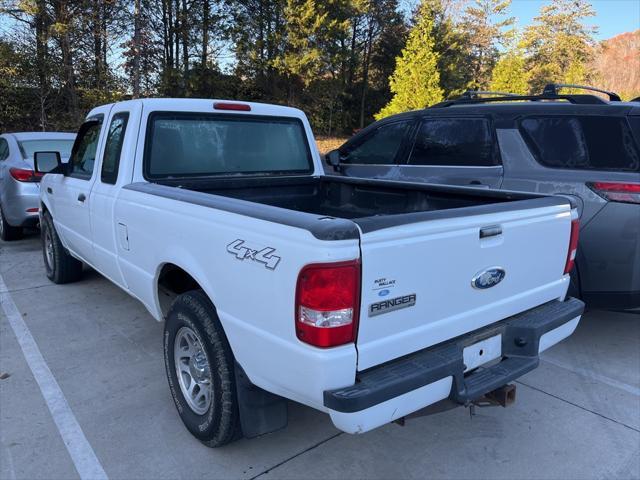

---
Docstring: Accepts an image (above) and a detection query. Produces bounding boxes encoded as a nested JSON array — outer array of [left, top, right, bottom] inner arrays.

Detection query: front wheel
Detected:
[[164, 290, 241, 447], [41, 212, 83, 284]]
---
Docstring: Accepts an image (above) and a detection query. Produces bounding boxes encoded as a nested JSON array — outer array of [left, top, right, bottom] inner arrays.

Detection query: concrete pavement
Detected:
[[1, 232, 639, 480]]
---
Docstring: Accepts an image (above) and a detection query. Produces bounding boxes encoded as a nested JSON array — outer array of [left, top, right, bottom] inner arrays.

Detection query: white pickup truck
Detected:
[[34, 99, 584, 447]]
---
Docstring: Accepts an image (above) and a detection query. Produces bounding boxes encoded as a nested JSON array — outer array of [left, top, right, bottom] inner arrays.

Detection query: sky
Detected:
[[510, 0, 640, 40]]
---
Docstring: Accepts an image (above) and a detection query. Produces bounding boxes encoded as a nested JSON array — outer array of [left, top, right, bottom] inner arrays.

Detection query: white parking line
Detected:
[[542, 355, 640, 397], [0, 273, 108, 480]]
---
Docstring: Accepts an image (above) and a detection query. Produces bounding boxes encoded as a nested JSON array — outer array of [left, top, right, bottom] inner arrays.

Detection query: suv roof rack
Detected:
[[542, 83, 621, 102], [460, 90, 519, 99]]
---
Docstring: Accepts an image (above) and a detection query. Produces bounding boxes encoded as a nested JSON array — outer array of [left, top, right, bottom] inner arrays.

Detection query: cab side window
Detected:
[[0, 139, 9, 160], [341, 121, 410, 165], [69, 117, 103, 179], [101, 112, 129, 184]]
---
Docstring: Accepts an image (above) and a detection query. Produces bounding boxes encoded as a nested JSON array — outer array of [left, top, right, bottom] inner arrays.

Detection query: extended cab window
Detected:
[[145, 113, 312, 178], [101, 112, 129, 184], [69, 117, 103, 179], [519, 116, 640, 172], [341, 121, 409, 165], [408, 118, 499, 167]]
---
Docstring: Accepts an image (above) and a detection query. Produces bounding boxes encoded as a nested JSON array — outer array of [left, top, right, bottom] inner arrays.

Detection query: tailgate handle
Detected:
[[480, 225, 502, 239]]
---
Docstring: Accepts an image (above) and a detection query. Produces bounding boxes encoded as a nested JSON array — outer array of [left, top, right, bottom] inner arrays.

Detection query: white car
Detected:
[[35, 99, 584, 446]]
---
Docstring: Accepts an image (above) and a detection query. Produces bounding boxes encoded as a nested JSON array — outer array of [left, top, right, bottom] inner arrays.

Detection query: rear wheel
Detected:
[[41, 212, 83, 284], [164, 290, 241, 447], [0, 204, 23, 241]]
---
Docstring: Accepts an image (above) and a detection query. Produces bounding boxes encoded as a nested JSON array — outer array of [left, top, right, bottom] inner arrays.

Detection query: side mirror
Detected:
[[325, 149, 341, 170], [34, 151, 63, 175]]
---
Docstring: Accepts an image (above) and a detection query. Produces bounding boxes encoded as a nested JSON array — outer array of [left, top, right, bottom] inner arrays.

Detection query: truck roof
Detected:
[[4, 132, 76, 140], [87, 98, 307, 120]]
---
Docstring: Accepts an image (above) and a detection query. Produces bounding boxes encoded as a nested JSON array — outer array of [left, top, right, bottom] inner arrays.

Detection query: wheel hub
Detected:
[[44, 230, 54, 269], [174, 326, 212, 415]]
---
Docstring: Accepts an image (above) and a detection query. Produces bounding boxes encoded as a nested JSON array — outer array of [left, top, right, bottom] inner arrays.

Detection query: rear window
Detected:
[[144, 113, 313, 178], [519, 116, 640, 172], [19, 139, 74, 160], [408, 118, 499, 167]]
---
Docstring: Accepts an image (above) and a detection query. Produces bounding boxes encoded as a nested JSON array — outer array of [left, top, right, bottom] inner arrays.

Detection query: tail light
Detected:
[[564, 219, 580, 274], [295, 260, 360, 348], [10, 168, 43, 183], [587, 182, 640, 204]]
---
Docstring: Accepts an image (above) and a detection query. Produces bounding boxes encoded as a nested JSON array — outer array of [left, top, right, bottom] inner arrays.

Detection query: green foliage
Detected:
[[375, 2, 443, 119], [522, 0, 597, 93], [424, 0, 472, 98], [489, 49, 529, 94], [461, 0, 515, 90], [0, 0, 620, 134]]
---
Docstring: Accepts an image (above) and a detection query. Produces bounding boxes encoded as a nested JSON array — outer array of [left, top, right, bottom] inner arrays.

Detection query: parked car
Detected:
[[326, 85, 640, 310], [34, 98, 583, 446], [0, 132, 75, 240]]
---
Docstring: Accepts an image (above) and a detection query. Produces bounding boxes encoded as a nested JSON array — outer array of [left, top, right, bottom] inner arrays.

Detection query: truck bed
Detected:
[[154, 175, 565, 231]]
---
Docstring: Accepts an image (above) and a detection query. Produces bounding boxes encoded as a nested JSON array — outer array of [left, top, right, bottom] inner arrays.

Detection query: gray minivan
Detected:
[[326, 86, 640, 310]]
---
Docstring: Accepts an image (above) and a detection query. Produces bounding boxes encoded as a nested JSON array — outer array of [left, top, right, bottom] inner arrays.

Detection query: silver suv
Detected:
[[327, 85, 640, 310]]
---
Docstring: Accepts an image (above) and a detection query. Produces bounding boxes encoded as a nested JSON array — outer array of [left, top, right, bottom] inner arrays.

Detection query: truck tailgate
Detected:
[[355, 198, 573, 370]]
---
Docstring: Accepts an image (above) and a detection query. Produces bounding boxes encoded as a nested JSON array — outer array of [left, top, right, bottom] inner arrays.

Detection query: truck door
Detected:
[[53, 115, 106, 263], [90, 103, 139, 288], [396, 116, 503, 188]]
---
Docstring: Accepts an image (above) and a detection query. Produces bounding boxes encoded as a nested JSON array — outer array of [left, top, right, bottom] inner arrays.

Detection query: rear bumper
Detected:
[[324, 297, 584, 433], [2, 187, 40, 227]]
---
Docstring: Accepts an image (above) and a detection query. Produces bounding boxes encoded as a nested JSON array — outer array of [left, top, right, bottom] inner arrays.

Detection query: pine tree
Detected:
[[375, 1, 443, 119], [462, 0, 515, 90], [489, 49, 529, 94], [522, 0, 597, 93]]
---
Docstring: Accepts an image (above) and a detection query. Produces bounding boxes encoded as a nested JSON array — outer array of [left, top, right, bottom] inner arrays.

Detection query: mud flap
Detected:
[[235, 363, 288, 438]]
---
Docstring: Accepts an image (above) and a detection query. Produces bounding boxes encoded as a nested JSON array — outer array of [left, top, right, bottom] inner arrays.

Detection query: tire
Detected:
[[164, 290, 241, 447], [0, 204, 23, 241], [41, 212, 83, 284]]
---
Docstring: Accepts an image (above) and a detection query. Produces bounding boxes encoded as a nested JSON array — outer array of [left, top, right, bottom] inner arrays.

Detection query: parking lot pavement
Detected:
[[1, 233, 639, 480]]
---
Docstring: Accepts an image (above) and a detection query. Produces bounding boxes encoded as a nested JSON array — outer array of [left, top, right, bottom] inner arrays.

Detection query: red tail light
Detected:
[[213, 102, 251, 111], [587, 182, 640, 204], [564, 219, 580, 274], [295, 260, 360, 348], [10, 168, 43, 182]]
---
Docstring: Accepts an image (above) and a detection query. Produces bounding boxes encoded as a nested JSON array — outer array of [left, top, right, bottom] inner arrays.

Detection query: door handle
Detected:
[[469, 180, 483, 185], [77, 193, 86, 203], [480, 225, 502, 239]]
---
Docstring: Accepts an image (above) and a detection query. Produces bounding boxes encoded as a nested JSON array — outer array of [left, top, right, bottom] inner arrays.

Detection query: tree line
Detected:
[[0, 0, 615, 134]]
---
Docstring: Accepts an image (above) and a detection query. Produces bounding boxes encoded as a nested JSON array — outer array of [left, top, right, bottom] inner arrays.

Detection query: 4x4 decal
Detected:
[[226, 239, 281, 270]]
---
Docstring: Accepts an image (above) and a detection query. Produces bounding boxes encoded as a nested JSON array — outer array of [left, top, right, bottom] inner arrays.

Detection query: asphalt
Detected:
[[1, 232, 639, 480]]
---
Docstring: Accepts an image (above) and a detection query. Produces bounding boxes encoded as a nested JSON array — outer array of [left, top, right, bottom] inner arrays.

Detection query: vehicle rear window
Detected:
[[519, 116, 640, 172], [19, 139, 74, 160], [408, 118, 499, 167], [145, 113, 313, 178]]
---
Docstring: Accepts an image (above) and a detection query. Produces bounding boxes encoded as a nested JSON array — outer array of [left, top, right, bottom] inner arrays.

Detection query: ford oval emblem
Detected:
[[378, 289, 390, 297], [471, 267, 506, 289]]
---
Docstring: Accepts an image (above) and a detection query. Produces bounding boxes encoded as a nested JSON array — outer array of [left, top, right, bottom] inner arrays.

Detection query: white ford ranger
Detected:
[[34, 99, 584, 447]]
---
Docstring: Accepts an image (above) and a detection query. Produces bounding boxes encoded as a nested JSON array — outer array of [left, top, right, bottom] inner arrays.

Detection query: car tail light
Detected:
[[564, 219, 580, 274], [587, 182, 640, 204], [213, 102, 251, 111], [295, 260, 360, 348], [9, 168, 43, 182]]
